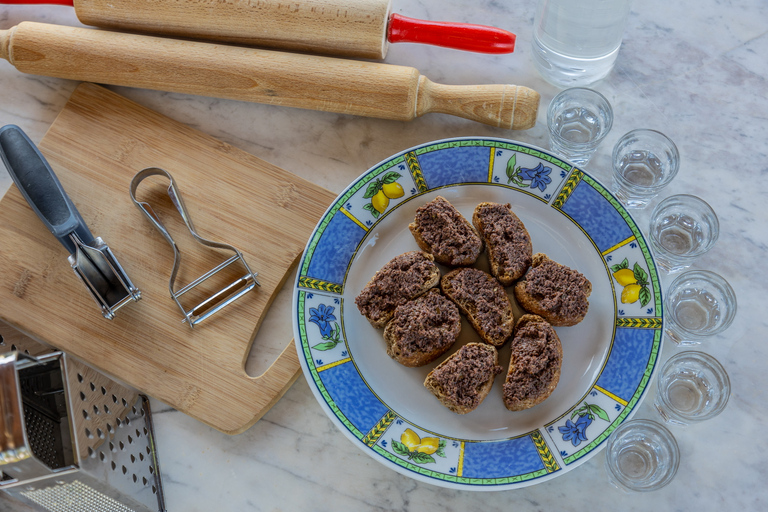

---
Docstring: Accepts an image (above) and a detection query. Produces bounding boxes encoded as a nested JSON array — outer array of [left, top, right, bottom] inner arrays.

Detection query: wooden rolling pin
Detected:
[[0, 22, 539, 129], [2, 0, 516, 59]]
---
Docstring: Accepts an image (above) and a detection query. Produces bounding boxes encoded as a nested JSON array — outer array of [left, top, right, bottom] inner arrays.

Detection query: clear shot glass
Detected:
[[649, 194, 719, 273], [604, 419, 680, 492], [611, 129, 679, 208], [654, 351, 731, 426], [547, 88, 613, 166], [664, 270, 737, 346]]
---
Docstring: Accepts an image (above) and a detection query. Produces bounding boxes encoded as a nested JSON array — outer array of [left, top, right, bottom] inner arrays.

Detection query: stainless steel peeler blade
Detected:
[[0, 124, 141, 319]]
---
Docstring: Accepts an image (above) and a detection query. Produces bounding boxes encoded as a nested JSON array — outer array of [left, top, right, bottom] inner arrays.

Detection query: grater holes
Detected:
[[82, 409, 90, 420], [93, 405, 100, 415], [115, 417, 122, 427], [135, 428, 142, 438], [122, 398, 128, 407], [139, 452, 145, 461], [132, 474, 138, 483], [77, 373, 83, 383], [99, 451, 106, 462], [142, 476, 148, 486], [149, 465, 154, 475], [112, 394, 118, 404], [104, 404, 110, 414], [101, 386, 107, 395], [127, 435, 133, 444], [79, 391, 86, 401], [121, 465, 127, 475], [119, 441, 125, 451], [87, 446, 95, 458], [107, 423, 114, 434], [96, 428, 104, 439], [0, 334, 4, 345], [89, 382, 96, 392], [111, 461, 116, 471], [84, 428, 93, 439], [130, 454, 136, 463], [109, 442, 116, 452], [152, 486, 157, 494]]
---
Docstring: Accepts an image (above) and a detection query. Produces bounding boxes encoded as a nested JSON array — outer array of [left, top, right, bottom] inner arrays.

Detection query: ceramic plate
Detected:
[[292, 138, 663, 490]]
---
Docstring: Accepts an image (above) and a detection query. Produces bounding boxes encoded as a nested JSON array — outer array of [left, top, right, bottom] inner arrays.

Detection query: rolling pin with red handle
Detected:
[[0, 22, 539, 129], [0, 0, 516, 59]]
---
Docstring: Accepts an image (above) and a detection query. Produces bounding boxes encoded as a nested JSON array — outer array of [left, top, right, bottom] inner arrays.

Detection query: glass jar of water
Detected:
[[532, 0, 632, 87]]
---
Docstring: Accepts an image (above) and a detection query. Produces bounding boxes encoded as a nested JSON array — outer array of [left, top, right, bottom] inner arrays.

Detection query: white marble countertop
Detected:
[[1, 0, 766, 510]]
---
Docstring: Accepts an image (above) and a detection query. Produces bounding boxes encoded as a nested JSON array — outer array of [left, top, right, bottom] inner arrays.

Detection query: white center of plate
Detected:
[[342, 185, 614, 441]]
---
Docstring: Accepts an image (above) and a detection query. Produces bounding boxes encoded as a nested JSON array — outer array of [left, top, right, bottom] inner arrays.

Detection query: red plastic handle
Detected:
[[0, 0, 74, 4], [387, 13, 515, 54]]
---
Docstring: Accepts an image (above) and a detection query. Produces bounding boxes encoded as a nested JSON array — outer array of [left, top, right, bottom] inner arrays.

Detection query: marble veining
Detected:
[[1, 0, 766, 510]]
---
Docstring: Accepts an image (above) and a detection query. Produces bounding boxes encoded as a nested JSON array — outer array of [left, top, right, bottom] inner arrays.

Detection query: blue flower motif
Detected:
[[449, 467, 457, 474], [615, 404, 622, 411], [410, 188, 417, 195], [560, 170, 568, 178], [497, 150, 503, 156], [381, 440, 388, 448], [315, 359, 323, 366], [561, 450, 568, 457], [341, 351, 348, 357], [519, 163, 552, 192], [606, 255, 613, 262], [399, 164, 406, 170], [630, 242, 637, 248], [590, 390, 598, 397], [366, 220, 373, 227], [647, 308, 654, 314], [558, 415, 593, 447], [309, 304, 337, 338]]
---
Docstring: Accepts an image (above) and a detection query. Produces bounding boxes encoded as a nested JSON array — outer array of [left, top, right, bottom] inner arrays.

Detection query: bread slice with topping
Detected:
[[383, 289, 461, 367], [503, 314, 563, 411], [355, 251, 440, 328], [424, 343, 502, 414], [441, 267, 515, 347], [472, 202, 532, 286], [514, 253, 591, 326], [409, 196, 483, 266]]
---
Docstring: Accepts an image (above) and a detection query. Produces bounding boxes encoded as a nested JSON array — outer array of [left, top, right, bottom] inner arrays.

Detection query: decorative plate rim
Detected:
[[292, 137, 664, 490]]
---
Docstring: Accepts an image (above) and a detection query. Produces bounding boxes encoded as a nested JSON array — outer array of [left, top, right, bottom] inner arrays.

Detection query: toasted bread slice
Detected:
[[424, 343, 502, 414], [503, 315, 563, 411], [514, 253, 592, 326], [355, 251, 440, 328], [441, 267, 515, 347], [409, 196, 483, 266], [472, 202, 532, 286], [383, 289, 461, 367]]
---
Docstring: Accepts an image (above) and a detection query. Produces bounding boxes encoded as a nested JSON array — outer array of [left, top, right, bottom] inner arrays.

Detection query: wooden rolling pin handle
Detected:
[[416, 78, 539, 130]]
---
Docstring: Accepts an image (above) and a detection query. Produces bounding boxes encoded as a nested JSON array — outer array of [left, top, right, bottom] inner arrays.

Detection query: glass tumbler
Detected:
[[654, 351, 731, 426], [612, 129, 680, 208], [649, 194, 719, 273], [604, 419, 680, 492], [547, 88, 613, 166], [664, 270, 737, 345]]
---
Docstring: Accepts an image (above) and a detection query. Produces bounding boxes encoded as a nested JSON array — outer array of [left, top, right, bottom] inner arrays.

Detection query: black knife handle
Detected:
[[0, 124, 94, 255]]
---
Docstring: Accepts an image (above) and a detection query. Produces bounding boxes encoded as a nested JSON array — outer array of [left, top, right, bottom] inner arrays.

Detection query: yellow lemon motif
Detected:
[[613, 268, 637, 286], [400, 429, 440, 455], [371, 190, 390, 214], [400, 428, 421, 450], [382, 182, 405, 199], [621, 283, 642, 304], [415, 437, 441, 455]]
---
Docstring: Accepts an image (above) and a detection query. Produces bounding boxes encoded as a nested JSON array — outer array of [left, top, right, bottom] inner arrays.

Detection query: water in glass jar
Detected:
[[532, 0, 632, 87]]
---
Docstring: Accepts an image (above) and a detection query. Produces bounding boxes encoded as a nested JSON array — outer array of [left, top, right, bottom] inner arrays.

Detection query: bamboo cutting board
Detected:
[[0, 83, 337, 434]]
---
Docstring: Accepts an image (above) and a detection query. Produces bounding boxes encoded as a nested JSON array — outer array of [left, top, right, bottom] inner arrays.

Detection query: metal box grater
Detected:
[[0, 320, 166, 512]]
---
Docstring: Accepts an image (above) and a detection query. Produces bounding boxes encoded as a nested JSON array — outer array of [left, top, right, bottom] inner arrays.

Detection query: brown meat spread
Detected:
[[476, 203, 531, 277], [413, 197, 481, 265], [431, 344, 502, 408], [523, 259, 589, 319], [503, 322, 561, 403], [446, 268, 510, 341], [388, 289, 460, 356], [355, 251, 436, 324]]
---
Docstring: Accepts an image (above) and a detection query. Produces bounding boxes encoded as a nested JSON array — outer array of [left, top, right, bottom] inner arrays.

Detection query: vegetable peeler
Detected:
[[129, 167, 259, 328], [0, 124, 141, 319]]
